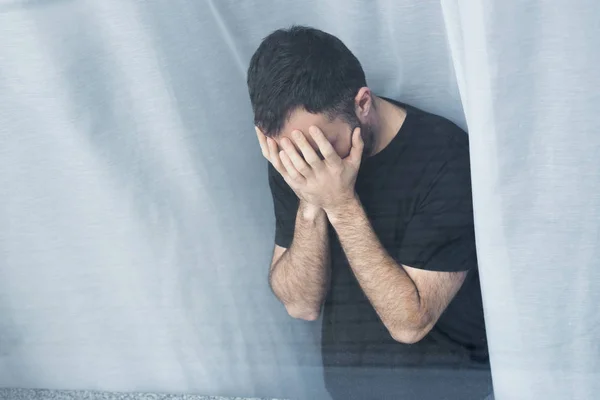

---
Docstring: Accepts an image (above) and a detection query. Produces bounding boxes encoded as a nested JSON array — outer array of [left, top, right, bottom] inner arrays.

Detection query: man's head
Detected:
[[247, 26, 378, 159]]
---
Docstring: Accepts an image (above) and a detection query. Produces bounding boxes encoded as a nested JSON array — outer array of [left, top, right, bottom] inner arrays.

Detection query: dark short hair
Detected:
[[247, 25, 367, 137]]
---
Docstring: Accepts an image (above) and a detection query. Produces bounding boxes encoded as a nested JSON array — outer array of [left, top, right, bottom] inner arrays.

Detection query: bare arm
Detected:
[[327, 196, 467, 343], [269, 200, 331, 321], [255, 126, 331, 321]]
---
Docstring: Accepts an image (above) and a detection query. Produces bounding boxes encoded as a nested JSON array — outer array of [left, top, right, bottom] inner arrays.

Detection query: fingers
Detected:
[[266, 135, 287, 176], [280, 136, 313, 178], [279, 150, 305, 182], [290, 130, 322, 166], [348, 126, 364, 166], [256, 125, 312, 183], [309, 126, 341, 168]]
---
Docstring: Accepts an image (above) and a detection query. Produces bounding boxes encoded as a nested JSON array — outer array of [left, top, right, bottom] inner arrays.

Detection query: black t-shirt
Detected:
[[267, 99, 488, 372]]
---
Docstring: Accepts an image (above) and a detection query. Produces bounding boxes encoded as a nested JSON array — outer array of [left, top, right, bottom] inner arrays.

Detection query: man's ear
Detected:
[[354, 87, 373, 120]]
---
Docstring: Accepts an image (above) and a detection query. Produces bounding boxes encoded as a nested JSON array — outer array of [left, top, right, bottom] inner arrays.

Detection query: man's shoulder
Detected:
[[389, 103, 473, 200], [403, 103, 469, 150], [390, 105, 468, 171]]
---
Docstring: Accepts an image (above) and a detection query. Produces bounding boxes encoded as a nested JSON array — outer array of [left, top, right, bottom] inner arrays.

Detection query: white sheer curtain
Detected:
[[442, 1, 600, 399], [0, 1, 598, 399]]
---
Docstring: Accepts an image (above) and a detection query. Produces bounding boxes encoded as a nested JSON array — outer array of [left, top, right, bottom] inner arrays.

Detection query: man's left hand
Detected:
[[275, 125, 364, 213]]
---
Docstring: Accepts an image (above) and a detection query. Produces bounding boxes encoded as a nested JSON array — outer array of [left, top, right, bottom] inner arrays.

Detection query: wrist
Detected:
[[325, 194, 360, 223], [299, 200, 324, 221]]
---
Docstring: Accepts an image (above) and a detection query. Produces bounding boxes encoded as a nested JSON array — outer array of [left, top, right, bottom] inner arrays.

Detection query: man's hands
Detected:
[[256, 125, 364, 213]]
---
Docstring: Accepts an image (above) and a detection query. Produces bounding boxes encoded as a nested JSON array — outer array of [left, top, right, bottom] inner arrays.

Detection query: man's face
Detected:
[[273, 108, 376, 160]]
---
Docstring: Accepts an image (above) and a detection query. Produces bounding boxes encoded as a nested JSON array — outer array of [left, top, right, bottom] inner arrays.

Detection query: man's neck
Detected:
[[372, 96, 407, 155]]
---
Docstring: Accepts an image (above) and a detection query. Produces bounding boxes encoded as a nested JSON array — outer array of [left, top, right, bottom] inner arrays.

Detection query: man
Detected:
[[247, 26, 491, 400]]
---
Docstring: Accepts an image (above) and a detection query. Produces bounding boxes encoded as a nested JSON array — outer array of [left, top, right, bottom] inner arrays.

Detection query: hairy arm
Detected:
[[326, 195, 467, 343], [269, 200, 331, 320]]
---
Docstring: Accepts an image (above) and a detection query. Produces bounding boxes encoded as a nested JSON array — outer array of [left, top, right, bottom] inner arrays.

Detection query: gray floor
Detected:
[[0, 389, 285, 400], [323, 366, 494, 400]]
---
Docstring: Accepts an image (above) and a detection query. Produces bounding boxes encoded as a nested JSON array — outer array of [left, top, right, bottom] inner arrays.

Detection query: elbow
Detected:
[[388, 316, 433, 344], [285, 304, 321, 321], [390, 328, 428, 344]]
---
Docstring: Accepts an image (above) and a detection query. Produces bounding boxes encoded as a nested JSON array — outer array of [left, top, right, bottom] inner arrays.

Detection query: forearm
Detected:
[[326, 196, 425, 341], [270, 200, 331, 320]]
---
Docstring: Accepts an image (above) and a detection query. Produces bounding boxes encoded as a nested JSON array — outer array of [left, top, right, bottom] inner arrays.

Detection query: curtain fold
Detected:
[[442, 1, 600, 399]]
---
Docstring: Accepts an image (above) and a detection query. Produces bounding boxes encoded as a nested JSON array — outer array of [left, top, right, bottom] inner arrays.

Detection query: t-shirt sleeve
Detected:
[[268, 162, 299, 248], [396, 143, 478, 272]]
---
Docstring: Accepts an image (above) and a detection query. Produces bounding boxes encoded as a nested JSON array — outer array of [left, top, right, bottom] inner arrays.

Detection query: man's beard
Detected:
[[356, 122, 376, 158]]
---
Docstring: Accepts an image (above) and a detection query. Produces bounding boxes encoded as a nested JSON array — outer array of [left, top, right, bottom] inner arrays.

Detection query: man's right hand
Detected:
[[255, 125, 291, 175], [256, 127, 330, 320], [255, 126, 322, 216]]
